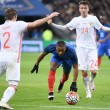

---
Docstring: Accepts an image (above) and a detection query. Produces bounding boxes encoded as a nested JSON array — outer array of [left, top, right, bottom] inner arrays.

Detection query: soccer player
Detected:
[[31, 41, 78, 101], [0, 8, 59, 109], [47, 0, 110, 98], [97, 16, 110, 67]]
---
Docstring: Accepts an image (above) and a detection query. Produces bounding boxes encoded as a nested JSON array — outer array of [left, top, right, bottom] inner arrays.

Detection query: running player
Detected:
[[47, 0, 110, 98], [0, 8, 59, 109]]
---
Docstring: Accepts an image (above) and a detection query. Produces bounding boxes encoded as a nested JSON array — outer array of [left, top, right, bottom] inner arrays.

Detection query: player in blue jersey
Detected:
[[31, 41, 78, 100], [97, 16, 110, 67]]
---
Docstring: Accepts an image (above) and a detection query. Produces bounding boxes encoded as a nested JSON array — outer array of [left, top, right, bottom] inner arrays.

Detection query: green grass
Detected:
[[0, 52, 110, 110]]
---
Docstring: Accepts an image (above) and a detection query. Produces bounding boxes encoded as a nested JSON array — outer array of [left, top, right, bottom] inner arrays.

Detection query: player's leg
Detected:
[[98, 56, 102, 67], [105, 45, 110, 60], [48, 57, 60, 100], [89, 71, 96, 91], [0, 81, 18, 110], [57, 60, 72, 93], [89, 49, 98, 91], [0, 61, 13, 109], [98, 44, 104, 67], [82, 71, 91, 98], [76, 47, 91, 98], [0, 63, 20, 109]]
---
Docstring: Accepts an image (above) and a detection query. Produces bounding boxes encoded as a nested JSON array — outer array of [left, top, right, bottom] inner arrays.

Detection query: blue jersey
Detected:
[[44, 43, 78, 65], [97, 23, 110, 56], [97, 23, 110, 44]]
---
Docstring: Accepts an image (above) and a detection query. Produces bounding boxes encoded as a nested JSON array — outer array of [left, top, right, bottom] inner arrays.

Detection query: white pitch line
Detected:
[[41, 106, 110, 110], [11, 105, 110, 110]]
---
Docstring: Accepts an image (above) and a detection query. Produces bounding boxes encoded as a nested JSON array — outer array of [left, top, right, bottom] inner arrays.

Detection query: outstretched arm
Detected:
[[28, 12, 59, 29], [72, 64, 78, 82], [101, 26, 110, 32], [51, 23, 68, 31], [70, 64, 78, 92], [31, 51, 47, 73], [35, 51, 47, 65], [47, 19, 69, 31]]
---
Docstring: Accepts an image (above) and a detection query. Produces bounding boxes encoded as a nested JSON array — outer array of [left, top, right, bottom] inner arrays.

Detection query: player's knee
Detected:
[[9, 85, 17, 91], [65, 75, 69, 81], [50, 67, 57, 72], [82, 70, 88, 77], [8, 80, 19, 91], [91, 70, 97, 75]]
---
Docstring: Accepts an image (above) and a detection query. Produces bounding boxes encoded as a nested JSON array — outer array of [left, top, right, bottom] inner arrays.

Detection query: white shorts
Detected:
[[76, 47, 98, 71], [0, 52, 20, 82]]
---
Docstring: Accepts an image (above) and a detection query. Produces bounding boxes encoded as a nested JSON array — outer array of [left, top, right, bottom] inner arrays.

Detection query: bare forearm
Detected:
[[73, 65, 78, 82], [35, 52, 47, 65], [28, 12, 59, 29], [28, 16, 51, 29], [73, 70, 78, 82]]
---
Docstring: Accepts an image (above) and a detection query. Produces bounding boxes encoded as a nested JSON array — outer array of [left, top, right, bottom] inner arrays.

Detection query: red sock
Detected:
[[61, 73, 69, 84], [48, 70, 56, 92], [98, 57, 102, 67]]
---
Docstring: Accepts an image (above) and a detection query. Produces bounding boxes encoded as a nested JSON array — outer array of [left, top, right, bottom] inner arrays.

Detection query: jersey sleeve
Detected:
[[66, 18, 77, 30], [17, 21, 29, 32], [94, 16, 103, 30], [44, 44, 56, 54]]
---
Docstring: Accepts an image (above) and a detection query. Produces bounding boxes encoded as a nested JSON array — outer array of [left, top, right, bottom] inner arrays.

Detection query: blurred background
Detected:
[[0, 0, 110, 52]]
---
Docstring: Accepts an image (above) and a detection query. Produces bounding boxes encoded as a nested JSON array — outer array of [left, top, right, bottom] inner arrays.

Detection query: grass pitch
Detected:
[[0, 52, 110, 110]]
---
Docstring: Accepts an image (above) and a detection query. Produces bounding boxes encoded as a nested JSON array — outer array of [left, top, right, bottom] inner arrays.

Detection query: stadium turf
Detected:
[[0, 52, 110, 110]]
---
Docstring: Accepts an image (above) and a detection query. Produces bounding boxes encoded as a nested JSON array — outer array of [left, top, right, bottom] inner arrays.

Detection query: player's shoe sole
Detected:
[[0, 101, 14, 110], [86, 90, 92, 98]]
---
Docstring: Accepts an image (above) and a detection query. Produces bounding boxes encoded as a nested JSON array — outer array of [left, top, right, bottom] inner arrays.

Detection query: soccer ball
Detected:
[[65, 91, 79, 105]]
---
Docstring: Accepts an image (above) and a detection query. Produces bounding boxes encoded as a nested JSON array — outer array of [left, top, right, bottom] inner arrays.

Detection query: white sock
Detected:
[[1, 86, 16, 103], [90, 73, 96, 82], [83, 76, 90, 92]]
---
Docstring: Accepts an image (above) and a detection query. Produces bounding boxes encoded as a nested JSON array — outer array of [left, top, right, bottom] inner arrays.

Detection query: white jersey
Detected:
[[0, 20, 28, 81], [0, 20, 28, 62], [66, 15, 103, 49]]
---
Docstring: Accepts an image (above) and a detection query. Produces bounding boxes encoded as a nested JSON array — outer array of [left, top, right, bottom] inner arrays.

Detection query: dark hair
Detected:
[[78, 0, 90, 6], [4, 8, 17, 20], [56, 41, 66, 47]]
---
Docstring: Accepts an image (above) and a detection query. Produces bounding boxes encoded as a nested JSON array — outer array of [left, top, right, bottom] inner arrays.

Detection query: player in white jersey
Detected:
[[47, 0, 110, 98], [0, 8, 59, 109]]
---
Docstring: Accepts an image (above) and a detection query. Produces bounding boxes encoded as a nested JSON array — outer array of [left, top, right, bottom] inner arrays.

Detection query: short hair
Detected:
[[4, 8, 17, 20], [78, 0, 90, 6], [56, 41, 66, 47]]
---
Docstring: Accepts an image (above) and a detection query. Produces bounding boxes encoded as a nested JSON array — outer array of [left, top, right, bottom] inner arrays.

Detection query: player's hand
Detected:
[[47, 19, 52, 25], [70, 82, 77, 92], [49, 12, 59, 19], [31, 64, 39, 74]]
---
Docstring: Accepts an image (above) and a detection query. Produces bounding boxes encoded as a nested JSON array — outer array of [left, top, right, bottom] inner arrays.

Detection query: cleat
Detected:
[[0, 101, 14, 110], [48, 92, 54, 101], [86, 90, 91, 98], [56, 80, 64, 93], [90, 80, 95, 91]]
